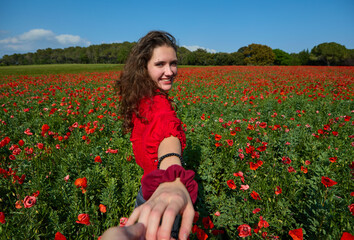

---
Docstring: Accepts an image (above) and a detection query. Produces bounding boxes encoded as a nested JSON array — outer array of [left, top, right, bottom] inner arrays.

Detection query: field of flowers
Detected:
[[0, 66, 353, 239]]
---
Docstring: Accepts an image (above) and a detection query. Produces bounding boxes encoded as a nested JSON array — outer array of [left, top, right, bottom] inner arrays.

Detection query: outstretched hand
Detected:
[[126, 179, 195, 240]]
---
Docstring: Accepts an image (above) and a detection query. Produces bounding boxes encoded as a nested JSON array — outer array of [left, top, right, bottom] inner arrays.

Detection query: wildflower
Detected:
[[237, 224, 252, 237], [18, 139, 24, 146], [0, 212, 5, 224], [321, 176, 337, 188], [99, 204, 106, 213], [23, 196, 36, 208], [76, 213, 91, 225], [64, 175, 70, 182], [349, 204, 354, 215], [226, 139, 233, 146], [329, 157, 337, 163], [214, 211, 220, 216], [24, 128, 33, 135], [252, 208, 261, 214], [341, 232, 354, 240], [233, 171, 245, 183], [275, 186, 282, 195], [214, 134, 222, 141], [301, 166, 308, 173], [240, 185, 249, 191], [94, 156, 102, 163], [289, 228, 303, 240], [202, 216, 214, 229], [227, 179, 236, 189], [119, 217, 128, 227], [258, 216, 269, 228], [75, 177, 87, 193], [251, 191, 261, 200], [54, 232, 67, 240]]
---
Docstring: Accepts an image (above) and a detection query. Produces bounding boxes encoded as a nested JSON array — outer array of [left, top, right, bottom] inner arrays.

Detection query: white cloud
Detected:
[[0, 29, 91, 56], [182, 45, 217, 53]]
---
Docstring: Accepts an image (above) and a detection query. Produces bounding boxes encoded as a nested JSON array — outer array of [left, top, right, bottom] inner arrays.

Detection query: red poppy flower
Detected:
[[76, 213, 90, 225], [0, 212, 5, 224], [289, 228, 303, 240], [258, 216, 269, 228], [99, 204, 106, 213], [275, 186, 282, 195], [215, 134, 222, 141], [75, 177, 87, 189], [321, 176, 337, 188], [341, 232, 354, 240], [226, 139, 233, 146], [215, 142, 223, 147], [202, 216, 214, 229], [349, 204, 354, 216], [119, 217, 128, 226], [251, 191, 261, 200], [259, 122, 267, 128], [227, 179, 236, 189], [301, 166, 308, 173], [250, 162, 260, 170], [252, 208, 261, 214], [54, 232, 67, 240], [94, 156, 102, 163], [332, 131, 338, 136], [23, 196, 36, 208], [18, 139, 24, 146], [237, 224, 252, 237], [329, 157, 337, 163], [344, 116, 351, 121]]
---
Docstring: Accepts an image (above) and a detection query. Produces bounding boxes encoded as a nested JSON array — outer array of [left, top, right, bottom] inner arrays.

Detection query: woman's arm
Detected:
[[126, 136, 195, 240]]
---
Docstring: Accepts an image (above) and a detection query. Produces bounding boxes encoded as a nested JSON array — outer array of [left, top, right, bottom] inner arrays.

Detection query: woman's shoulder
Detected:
[[140, 94, 172, 112]]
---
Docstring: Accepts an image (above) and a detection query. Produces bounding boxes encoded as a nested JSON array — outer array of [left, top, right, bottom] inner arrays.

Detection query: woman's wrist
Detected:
[[141, 165, 198, 204]]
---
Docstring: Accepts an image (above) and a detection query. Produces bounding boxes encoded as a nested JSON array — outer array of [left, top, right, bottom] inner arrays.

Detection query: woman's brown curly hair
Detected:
[[116, 31, 178, 133]]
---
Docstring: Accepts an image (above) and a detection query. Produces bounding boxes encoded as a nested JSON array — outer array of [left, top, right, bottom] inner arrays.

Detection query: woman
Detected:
[[102, 31, 197, 240]]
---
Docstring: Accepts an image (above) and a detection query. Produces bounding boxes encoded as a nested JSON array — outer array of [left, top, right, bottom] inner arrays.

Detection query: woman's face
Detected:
[[147, 45, 177, 92]]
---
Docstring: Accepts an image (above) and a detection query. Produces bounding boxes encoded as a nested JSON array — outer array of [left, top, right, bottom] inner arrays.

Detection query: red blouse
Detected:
[[130, 94, 186, 179]]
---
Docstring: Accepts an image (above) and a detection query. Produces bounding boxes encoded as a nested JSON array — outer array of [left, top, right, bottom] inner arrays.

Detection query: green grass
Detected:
[[0, 64, 124, 77], [0, 64, 198, 78]]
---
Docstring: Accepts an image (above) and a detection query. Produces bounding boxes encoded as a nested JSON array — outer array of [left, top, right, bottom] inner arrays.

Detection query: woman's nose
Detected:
[[164, 65, 174, 76]]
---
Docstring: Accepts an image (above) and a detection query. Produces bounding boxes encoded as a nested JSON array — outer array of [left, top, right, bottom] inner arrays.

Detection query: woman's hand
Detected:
[[126, 178, 195, 240]]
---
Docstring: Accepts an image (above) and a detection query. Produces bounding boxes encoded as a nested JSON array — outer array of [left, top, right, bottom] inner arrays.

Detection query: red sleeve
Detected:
[[142, 95, 186, 161]]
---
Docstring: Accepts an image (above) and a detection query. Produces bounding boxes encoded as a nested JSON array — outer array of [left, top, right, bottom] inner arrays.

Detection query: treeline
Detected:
[[1, 41, 353, 66]]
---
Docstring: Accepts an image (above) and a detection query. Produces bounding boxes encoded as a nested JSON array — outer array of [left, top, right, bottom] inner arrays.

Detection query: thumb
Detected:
[[124, 223, 145, 240]]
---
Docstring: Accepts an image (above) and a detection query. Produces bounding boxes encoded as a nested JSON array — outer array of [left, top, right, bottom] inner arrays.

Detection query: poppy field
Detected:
[[0, 66, 353, 239]]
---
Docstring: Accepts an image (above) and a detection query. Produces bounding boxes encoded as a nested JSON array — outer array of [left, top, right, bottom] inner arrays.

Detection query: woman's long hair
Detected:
[[116, 31, 178, 133]]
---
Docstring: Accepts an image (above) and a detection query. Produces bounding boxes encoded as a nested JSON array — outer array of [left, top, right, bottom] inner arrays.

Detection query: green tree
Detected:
[[273, 49, 291, 65], [310, 42, 348, 66], [243, 43, 275, 65], [177, 46, 191, 65]]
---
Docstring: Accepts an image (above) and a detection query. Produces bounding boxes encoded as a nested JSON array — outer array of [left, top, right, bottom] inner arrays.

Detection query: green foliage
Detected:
[[310, 42, 349, 66], [273, 49, 291, 66], [0, 66, 353, 239], [243, 43, 276, 66]]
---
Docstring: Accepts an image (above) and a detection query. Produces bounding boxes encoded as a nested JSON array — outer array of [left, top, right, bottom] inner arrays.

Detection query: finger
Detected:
[[126, 206, 142, 226], [125, 223, 145, 240], [178, 204, 195, 240], [158, 203, 181, 240], [137, 202, 154, 229], [145, 202, 168, 240]]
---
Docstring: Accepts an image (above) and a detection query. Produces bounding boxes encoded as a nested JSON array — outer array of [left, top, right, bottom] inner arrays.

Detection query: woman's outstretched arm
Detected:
[[126, 136, 195, 240]]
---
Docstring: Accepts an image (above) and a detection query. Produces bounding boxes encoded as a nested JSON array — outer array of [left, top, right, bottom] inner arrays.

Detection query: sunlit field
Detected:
[[0, 66, 353, 239]]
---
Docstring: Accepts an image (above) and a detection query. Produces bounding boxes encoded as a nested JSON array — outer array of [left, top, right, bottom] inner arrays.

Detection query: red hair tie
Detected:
[[141, 165, 198, 204]]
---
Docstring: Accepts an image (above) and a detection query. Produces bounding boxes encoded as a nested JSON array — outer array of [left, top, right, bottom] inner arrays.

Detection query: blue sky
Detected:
[[0, 0, 353, 57]]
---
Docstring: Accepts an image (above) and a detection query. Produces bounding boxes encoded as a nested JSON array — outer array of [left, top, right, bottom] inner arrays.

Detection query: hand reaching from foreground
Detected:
[[126, 179, 195, 240], [101, 223, 145, 240]]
